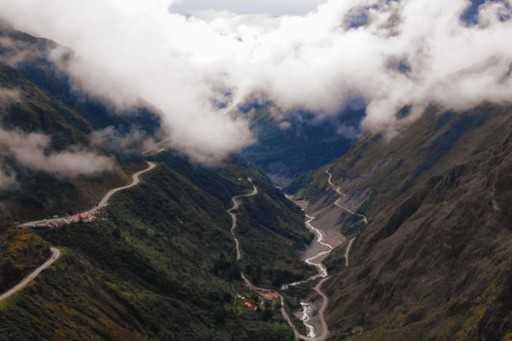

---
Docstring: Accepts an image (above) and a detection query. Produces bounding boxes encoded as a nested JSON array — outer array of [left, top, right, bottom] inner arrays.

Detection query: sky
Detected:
[[171, 0, 326, 15], [0, 0, 511, 165]]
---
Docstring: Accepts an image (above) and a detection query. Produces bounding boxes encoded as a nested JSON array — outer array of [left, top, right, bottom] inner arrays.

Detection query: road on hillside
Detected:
[[0, 247, 61, 303], [20, 161, 157, 228], [4, 161, 158, 302], [326, 169, 368, 225], [97, 162, 157, 209], [227, 178, 259, 261], [227, 179, 334, 341], [325, 169, 368, 267]]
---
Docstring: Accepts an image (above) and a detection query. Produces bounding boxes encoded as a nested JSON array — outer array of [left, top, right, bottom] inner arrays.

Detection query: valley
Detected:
[[2, 2, 512, 340], [227, 168, 372, 340], [228, 181, 333, 340]]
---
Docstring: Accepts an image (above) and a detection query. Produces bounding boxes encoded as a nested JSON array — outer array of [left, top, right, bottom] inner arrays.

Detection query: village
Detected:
[[27, 208, 100, 230], [236, 288, 281, 313]]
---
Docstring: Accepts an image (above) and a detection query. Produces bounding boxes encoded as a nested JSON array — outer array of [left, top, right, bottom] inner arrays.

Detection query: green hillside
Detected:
[[0, 153, 314, 340], [302, 107, 512, 340]]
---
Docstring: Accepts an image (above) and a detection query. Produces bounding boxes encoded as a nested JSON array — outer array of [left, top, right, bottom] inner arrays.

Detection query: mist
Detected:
[[90, 127, 159, 155], [0, 87, 19, 106], [0, 127, 116, 180], [0, 0, 511, 160]]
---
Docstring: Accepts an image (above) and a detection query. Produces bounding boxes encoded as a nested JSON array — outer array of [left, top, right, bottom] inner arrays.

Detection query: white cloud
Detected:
[[0, 127, 116, 179], [0, 0, 511, 159], [170, 0, 326, 16], [90, 127, 159, 155], [0, 87, 20, 106], [0, 35, 46, 66]]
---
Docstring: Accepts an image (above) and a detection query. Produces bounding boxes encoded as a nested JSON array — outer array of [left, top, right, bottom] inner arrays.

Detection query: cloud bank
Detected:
[[0, 35, 46, 67], [0, 128, 116, 180], [171, 0, 325, 16], [0, 88, 115, 187], [0, 0, 511, 160], [90, 127, 159, 155]]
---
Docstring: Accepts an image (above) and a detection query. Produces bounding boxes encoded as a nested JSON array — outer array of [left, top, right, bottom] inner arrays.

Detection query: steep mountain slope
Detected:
[[1, 154, 311, 340], [0, 28, 160, 133], [0, 26, 165, 228], [0, 60, 131, 227], [0, 28, 314, 340], [302, 106, 512, 340]]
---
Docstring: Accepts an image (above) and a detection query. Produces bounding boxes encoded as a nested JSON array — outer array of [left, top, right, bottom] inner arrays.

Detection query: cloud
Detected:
[[0, 88, 115, 187], [0, 0, 511, 158], [89, 126, 159, 155], [0, 35, 46, 67], [0, 87, 20, 106], [0, 127, 116, 179], [337, 125, 360, 140], [170, 0, 326, 16]]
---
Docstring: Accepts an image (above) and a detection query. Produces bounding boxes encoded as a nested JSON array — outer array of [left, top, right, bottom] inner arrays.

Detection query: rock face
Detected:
[[303, 107, 512, 340]]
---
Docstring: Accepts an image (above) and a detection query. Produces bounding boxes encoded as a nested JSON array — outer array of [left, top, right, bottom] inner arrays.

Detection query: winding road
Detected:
[[2, 161, 158, 303], [0, 247, 61, 303], [325, 169, 368, 268], [227, 178, 259, 261], [344, 237, 356, 267], [326, 169, 368, 225], [228, 179, 334, 341], [20, 162, 157, 228], [96, 162, 157, 209]]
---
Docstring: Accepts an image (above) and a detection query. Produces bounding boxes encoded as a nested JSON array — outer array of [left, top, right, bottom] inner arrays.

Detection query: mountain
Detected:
[[1, 153, 312, 340], [301, 106, 512, 340], [4, 15, 512, 341], [0, 61, 133, 227], [0, 27, 166, 227], [0, 28, 161, 133], [0, 29, 314, 340]]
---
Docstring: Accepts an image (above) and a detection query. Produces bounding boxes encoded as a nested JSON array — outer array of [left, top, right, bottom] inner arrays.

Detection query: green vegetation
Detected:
[[0, 229, 50, 295], [0, 154, 311, 340]]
